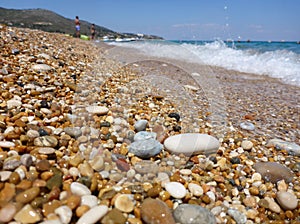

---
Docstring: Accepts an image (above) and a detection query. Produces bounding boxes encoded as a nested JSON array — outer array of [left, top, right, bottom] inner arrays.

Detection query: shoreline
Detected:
[[0, 26, 299, 223]]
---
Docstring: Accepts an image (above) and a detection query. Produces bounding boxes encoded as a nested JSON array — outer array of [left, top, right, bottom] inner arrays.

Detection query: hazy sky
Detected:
[[1, 0, 299, 41]]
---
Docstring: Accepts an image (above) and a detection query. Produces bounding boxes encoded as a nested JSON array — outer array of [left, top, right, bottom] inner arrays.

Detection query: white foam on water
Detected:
[[110, 40, 300, 87]]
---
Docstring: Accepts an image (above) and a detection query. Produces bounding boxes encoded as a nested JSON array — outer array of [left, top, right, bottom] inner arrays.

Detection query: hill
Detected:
[[0, 7, 162, 40]]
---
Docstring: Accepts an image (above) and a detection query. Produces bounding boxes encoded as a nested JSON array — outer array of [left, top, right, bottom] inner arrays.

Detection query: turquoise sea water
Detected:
[[110, 40, 300, 87]]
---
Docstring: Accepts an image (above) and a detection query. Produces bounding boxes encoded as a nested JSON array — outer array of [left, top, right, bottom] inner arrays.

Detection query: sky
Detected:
[[1, 0, 299, 41]]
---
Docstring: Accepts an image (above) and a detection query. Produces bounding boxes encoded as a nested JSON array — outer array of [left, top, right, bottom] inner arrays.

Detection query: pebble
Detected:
[[0, 203, 17, 223], [31, 64, 52, 71], [240, 122, 255, 131], [14, 204, 42, 223], [267, 138, 300, 156], [15, 186, 40, 203], [38, 147, 56, 155], [265, 197, 281, 213], [276, 191, 298, 210], [0, 141, 15, 148], [85, 105, 109, 115], [55, 205, 72, 224], [164, 133, 219, 156], [76, 205, 108, 224], [114, 194, 135, 213], [101, 208, 126, 224], [64, 127, 82, 138], [173, 204, 216, 224], [253, 162, 295, 183], [128, 139, 163, 159], [134, 119, 148, 132], [6, 99, 22, 109], [165, 182, 187, 199], [34, 136, 58, 147], [134, 131, 156, 141], [70, 182, 91, 196], [134, 160, 159, 174], [140, 198, 176, 224], [81, 195, 98, 208], [228, 208, 247, 224], [188, 183, 204, 196], [241, 140, 253, 150]]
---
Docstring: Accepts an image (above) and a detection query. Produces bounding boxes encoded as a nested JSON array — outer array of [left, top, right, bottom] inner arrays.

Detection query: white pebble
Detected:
[[165, 182, 187, 199], [76, 205, 108, 224], [69, 167, 79, 177], [179, 169, 192, 176], [206, 191, 216, 202], [276, 191, 298, 210], [81, 195, 98, 208], [188, 183, 203, 196], [70, 182, 91, 196], [251, 173, 262, 182], [265, 197, 281, 213], [55, 206, 72, 224]]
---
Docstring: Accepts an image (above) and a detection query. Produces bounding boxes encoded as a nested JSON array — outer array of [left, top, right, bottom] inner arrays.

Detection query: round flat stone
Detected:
[[0, 141, 15, 148], [164, 133, 219, 156], [173, 204, 216, 224], [141, 198, 176, 224], [253, 162, 295, 183], [165, 182, 187, 199], [129, 139, 163, 159], [76, 205, 108, 224], [276, 191, 298, 210], [267, 139, 300, 156], [31, 64, 52, 71], [86, 106, 109, 115]]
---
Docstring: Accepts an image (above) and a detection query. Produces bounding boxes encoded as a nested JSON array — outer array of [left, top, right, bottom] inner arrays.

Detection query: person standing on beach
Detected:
[[90, 23, 96, 40], [75, 16, 80, 38]]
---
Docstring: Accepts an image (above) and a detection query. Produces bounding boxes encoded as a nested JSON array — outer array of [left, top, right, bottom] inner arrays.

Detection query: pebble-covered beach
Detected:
[[0, 25, 299, 224]]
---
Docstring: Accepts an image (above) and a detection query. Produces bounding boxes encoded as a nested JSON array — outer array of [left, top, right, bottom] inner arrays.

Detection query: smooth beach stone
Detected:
[[38, 147, 56, 155], [168, 112, 180, 122], [165, 182, 187, 199], [134, 119, 148, 132], [140, 198, 176, 224], [6, 99, 22, 109], [164, 133, 219, 156], [0, 141, 15, 148], [253, 162, 295, 183], [133, 131, 157, 141], [31, 64, 52, 71], [27, 130, 40, 138], [114, 194, 135, 213], [173, 204, 216, 224], [70, 182, 91, 196], [86, 105, 109, 115], [101, 208, 126, 224], [15, 187, 40, 203], [34, 136, 58, 147], [76, 205, 108, 224], [134, 160, 159, 174], [81, 195, 98, 208], [64, 127, 82, 138], [0, 203, 16, 223], [188, 183, 204, 196], [228, 209, 247, 224], [267, 139, 300, 156], [128, 139, 163, 159], [14, 204, 42, 223], [55, 205, 72, 224], [241, 140, 253, 150], [276, 191, 298, 210], [240, 122, 255, 131]]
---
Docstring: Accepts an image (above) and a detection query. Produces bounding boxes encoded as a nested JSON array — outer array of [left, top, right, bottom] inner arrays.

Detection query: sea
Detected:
[[109, 40, 300, 87]]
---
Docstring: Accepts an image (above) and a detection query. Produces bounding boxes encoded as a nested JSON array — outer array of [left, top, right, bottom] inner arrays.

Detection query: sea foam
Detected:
[[110, 40, 300, 87]]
